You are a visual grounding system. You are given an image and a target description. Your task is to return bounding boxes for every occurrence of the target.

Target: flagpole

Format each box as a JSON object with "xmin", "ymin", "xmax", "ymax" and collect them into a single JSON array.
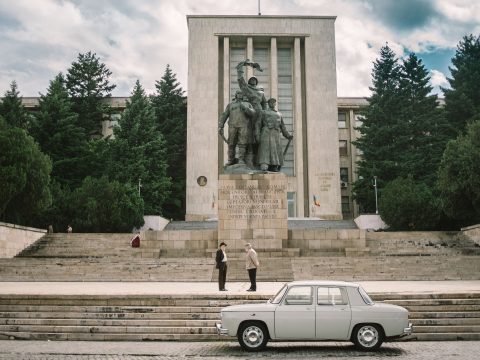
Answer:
[{"xmin": 258, "ymin": 0, "xmax": 261, "ymax": 15}]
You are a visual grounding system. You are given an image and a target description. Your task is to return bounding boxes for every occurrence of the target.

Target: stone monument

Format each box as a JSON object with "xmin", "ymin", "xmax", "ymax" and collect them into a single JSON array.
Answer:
[
  {"xmin": 218, "ymin": 173, "xmax": 287, "ymax": 250},
  {"xmin": 217, "ymin": 59, "xmax": 290, "ymax": 250}
]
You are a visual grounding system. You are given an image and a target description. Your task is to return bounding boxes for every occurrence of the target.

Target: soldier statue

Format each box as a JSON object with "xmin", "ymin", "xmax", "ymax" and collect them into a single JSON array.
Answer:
[
  {"xmin": 236, "ymin": 59, "xmax": 268, "ymax": 166},
  {"xmin": 218, "ymin": 90, "xmax": 255, "ymax": 166},
  {"xmin": 256, "ymin": 98, "xmax": 293, "ymax": 172}
]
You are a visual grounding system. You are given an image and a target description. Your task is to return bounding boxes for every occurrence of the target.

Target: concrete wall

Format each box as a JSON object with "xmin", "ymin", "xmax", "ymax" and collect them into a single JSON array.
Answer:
[
  {"xmin": 286, "ymin": 229, "xmax": 366, "ymax": 250},
  {"xmin": 462, "ymin": 224, "xmax": 480, "ymax": 246},
  {"xmin": 140, "ymin": 229, "xmax": 217, "ymax": 258},
  {"xmin": 0, "ymin": 222, "xmax": 46, "ymax": 258}
]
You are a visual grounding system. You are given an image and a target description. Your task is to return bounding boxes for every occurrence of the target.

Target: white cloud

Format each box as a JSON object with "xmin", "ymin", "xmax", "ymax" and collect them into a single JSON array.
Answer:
[
  {"xmin": 430, "ymin": 69, "xmax": 449, "ymax": 87},
  {"xmin": 0, "ymin": 0, "xmax": 478, "ymax": 97}
]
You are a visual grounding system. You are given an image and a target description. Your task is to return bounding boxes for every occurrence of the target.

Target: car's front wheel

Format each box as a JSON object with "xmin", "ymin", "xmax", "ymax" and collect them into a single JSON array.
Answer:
[
  {"xmin": 238, "ymin": 322, "xmax": 269, "ymax": 351},
  {"xmin": 352, "ymin": 324, "xmax": 384, "ymax": 351}
]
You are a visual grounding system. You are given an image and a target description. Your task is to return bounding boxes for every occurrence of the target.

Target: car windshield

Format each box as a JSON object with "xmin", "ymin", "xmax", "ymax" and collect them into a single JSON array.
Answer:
[
  {"xmin": 270, "ymin": 284, "xmax": 288, "ymax": 304},
  {"xmin": 358, "ymin": 286, "xmax": 374, "ymax": 305}
]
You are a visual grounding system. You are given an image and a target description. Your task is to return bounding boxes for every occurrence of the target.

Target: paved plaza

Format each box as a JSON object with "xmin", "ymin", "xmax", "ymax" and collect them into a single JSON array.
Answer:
[
  {"xmin": 0, "ymin": 340, "xmax": 478, "ymax": 359},
  {"xmin": 1, "ymin": 281, "xmax": 480, "ymax": 296}
]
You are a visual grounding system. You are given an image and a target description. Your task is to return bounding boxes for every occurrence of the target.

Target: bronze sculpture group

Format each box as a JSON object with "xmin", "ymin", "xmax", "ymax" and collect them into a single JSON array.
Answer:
[{"xmin": 218, "ymin": 59, "xmax": 293, "ymax": 172}]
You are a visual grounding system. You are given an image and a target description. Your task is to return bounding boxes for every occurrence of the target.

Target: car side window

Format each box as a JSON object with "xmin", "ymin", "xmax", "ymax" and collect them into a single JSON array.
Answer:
[
  {"xmin": 317, "ymin": 287, "xmax": 348, "ymax": 305},
  {"xmin": 283, "ymin": 286, "xmax": 313, "ymax": 305}
]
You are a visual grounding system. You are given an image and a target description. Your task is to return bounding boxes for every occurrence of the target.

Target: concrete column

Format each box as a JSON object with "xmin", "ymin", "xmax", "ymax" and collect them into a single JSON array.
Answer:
[
  {"xmin": 349, "ymin": 108, "xmax": 359, "ymax": 217},
  {"xmin": 222, "ymin": 37, "xmax": 230, "ymax": 166},
  {"xmin": 270, "ymin": 37, "xmax": 278, "ymax": 100},
  {"xmin": 246, "ymin": 37, "xmax": 253, "ymax": 79},
  {"xmin": 293, "ymin": 37, "xmax": 305, "ymax": 217}
]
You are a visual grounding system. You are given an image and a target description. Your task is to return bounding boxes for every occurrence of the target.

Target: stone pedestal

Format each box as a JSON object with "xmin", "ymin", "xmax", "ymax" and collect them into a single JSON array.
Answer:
[{"xmin": 218, "ymin": 173, "xmax": 287, "ymax": 250}]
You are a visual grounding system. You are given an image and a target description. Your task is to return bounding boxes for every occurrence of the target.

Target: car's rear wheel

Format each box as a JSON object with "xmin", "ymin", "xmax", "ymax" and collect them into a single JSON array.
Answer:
[
  {"xmin": 237, "ymin": 322, "xmax": 269, "ymax": 351},
  {"xmin": 353, "ymin": 324, "xmax": 384, "ymax": 351}
]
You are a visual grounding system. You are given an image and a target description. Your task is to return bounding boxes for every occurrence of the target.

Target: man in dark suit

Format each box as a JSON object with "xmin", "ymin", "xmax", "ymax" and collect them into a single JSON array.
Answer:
[{"xmin": 216, "ymin": 242, "xmax": 228, "ymax": 291}]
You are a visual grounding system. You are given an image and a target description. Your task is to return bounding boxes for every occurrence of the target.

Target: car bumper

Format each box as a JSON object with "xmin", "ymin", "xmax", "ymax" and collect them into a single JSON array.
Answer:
[
  {"xmin": 401, "ymin": 323, "xmax": 413, "ymax": 337},
  {"xmin": 216, "ymin": 323, "xmax": 229, "ymax": 336}
]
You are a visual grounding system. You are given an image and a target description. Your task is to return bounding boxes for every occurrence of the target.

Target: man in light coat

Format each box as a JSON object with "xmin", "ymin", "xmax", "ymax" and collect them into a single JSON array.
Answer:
[{"xmin": 245, "ymin": 243, "xmax": 259, "ymax": 291}]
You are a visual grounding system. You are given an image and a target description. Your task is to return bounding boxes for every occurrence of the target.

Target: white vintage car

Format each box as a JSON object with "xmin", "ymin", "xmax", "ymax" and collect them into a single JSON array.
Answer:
[{"xmin": 216, "ymin": 280, "xmax": 412, "ymax": 351}]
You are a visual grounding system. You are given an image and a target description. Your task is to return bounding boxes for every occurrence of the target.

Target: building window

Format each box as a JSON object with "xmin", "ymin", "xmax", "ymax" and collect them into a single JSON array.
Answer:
[
  {"xmin": 338, "ymin": 111, "xmax": 347, "ymax": 128},
  {"xmin": 341, "ymin": 196, "xmax": 350, "ymax": 214},
  {"xmin": 340, "ymin": 168, "xmax": 349, "ymax": 183},
  {"xmin": 287, "ymin": 192, "xmax": 296, "ymax": 217},
  {"xmin": 339, "ymin": 140, "xmax": 348, "ymax": 156}
]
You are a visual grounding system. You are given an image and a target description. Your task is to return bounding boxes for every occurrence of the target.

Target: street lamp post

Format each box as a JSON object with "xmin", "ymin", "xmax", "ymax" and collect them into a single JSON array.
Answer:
[
  {"xmin": 373, "ymin": 176, "xmax": 378, "ymax": 215},
  {"xmin": 138, "ymin": 178, "xmax": 142, "ymax": 197}
]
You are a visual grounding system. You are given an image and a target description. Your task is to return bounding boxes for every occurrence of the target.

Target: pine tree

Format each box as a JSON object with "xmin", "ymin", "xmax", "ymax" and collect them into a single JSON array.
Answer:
[
  {"xmin": 353, "ymin": 45, "xmax": 402, "ymax": 212},
  {"xmin": 0, "ymin": 81, "xmax": 30, "ymax": 129},
  {"xmin": 151, "ymin": 65, "xmax": 187, "ymax": 220},
  {"xmin": 0, "ymin": 116, "xmax": 52, "ymax": 225},
  {"xmin": 443, "ymin": 34, "xmax": 480, "ymax": 134},
  {"xmin": 397, "ymin": 53, "xmax": 451, "ymax": 187},
  {"xmin": 108, "ymin": 80, "xmax": 171, "ymax": 215},
  {"xmin": 66, "ymin": 51, "xmax": 116, "ymax": 137},
  {"xmin": 30, "ymin": 73, "xmax": 89, "ymax": 188}
]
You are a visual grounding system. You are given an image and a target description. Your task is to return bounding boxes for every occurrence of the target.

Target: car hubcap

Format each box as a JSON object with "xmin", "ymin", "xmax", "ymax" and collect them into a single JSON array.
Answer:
[
  {"xmin": 357, "ymin": 325, "xmax": 378, "ymax": 348},
  {"xmin": 243, "ymin": 326, "xmax": 264, "ymax": 348}
]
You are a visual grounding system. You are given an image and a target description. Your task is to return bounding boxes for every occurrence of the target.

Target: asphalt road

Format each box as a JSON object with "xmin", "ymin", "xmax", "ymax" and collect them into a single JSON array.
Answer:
[{"xmin": 0, "ymin": 340, "xmax": 478, "ymax": 359}]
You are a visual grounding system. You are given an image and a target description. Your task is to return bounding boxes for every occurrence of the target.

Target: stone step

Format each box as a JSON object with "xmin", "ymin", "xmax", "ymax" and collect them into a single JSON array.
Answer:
[
  {"xmin": 0, "ymin": 305, "xmax": 223, "ymax": 313},
  {"xmin": 0, "ymin": 331, "xmax": 218, "ymax": 341},
  {"xmin": 409, "ymin": 311, "xmax": 480, "ymax": 319},
  {"xmin": 0, "ymin": 324, "xmax": 218, "ymax": 334},
  {"xmin": 403, "ymin": 305, "xmax": 480, "ymax": 312},
  {"xmin": 0, "ymin": 298, "xmax": 265, "ymax": 306},
  {"xmin": 384, "ymin": 299, "xmax": 480, "ymax": 306},
  {"xmin": 410, "ymin": 333, "xmax": 480, "ymax": 341},
  {"xmin": 412, "ymin": 325, "xmax": 480, "ymax": 333},
  {"xmin": 412, "ymin": 318, "xmax": 480, "ymax": 326},
  {"xmin": 0, "ymin": 312, "xmax": 220, "ymax": 320},
  {"xmin": 0, "ymin": 318, "xmax": 218, "ymax": 327}
]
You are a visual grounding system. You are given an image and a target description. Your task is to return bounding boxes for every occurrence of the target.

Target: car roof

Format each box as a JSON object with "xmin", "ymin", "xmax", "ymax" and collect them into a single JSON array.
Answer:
[{"xmin": 286, "ymin": 280, "xmax": 360, "ymax": 288}]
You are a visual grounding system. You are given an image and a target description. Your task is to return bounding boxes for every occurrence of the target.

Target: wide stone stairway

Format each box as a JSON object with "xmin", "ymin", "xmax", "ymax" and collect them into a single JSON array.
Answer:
[
  {"xmin": 1, "ymin": 228, "xmax": 479, "ymax": 342},
  {"xmin": 1, "ymin": 230, "xmax": 478, "ymax": 282},
  {"xmin": 0, "ymin": 292, "xmax": 479, "ymax": 341}
]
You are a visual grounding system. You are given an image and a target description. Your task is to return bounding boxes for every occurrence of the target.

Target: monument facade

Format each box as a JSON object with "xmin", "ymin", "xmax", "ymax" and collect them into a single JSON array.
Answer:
[{"xmin": 186, "ymin": 16, "xmax": 341, "ymax": 221}]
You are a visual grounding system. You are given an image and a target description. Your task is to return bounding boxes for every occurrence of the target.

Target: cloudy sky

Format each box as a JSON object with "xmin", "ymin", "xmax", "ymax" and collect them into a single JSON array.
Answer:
[{"xmin": 0, "ymin": 0, "xmax": 479, "ymax": 97}]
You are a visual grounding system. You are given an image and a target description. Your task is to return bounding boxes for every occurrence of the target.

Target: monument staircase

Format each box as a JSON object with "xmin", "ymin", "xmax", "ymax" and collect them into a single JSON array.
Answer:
[
  {"xmin": 0, "ymin": 292, "xmax": 479, "ymax": 341},
  {"xmin": 0, "ymin": 228, "xmax": 479, "ymax": 281},
  {"xmin": 1, "ymin": 225, "xmax": 480, "ymax": 341}
]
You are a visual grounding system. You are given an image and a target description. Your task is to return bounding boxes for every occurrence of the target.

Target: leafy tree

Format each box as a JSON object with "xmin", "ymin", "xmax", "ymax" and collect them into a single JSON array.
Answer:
[
  {"xmin": 437, "ymin": 119, "xmax": 480, "ymax": 227},
  {"xmin": 108, "ymin": 80, "xmax": 171, "ymax": 215},
  {"xmin": 353, "ymin": 45, "xmax": 402, "ymax": 212},
  {"xmin": 151, "ymin": 65, "xmax": 187, "ymax": 219},
  {"xmin": 69, "ymin": 176, "xmax": 144, "ymax": 232},
  {"xmin": 380, "ymin": 177, "xmax": 441, "ymax": 230},
  {"xmin": 30, "ymin": 73, "xmax": 90, "ymax": 188},
  {"xmin": 0, "ymin": 81, "xmax": 30, "ymax": 129},
  {"xmin": 0, "ymin": 116, "xmax": 52, "ymax": 225},
  {"xmin": 66, "ymin": 51, "xmax": 116, "ymax": 137},
  {"xmin": 443, "ymin": 34, "xmax": 480, "ymax": 134}
]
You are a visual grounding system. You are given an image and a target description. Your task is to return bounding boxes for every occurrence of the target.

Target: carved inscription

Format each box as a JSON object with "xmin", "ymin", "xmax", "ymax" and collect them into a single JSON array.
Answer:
[
  {"xmin": 219, "ymin": 184, "xmax": 285, "ymax": 219},
  {"xmin": 316, "ymin": 172, "xmax": 335, "ymax": 192}
]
